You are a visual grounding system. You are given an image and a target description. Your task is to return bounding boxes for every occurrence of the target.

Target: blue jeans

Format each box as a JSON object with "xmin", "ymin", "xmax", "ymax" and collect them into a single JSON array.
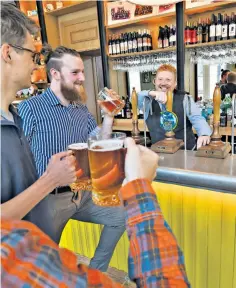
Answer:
[{"xmin": 30, "ymin": 191, "xmax": 125, "ymax": 272}]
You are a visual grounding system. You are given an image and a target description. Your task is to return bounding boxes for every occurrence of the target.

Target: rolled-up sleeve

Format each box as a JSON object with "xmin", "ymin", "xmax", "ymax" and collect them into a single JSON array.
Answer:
[{"xmin": 87, "ymin": 112, "xmax": 100, "ymax": 136}]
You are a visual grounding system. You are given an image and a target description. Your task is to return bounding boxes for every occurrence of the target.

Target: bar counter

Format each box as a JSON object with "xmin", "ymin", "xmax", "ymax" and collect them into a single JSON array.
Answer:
[
  {"xmin": 157, "ymin": 150, "xmax": 236, "ymax": 193},
  {"xmin": 60, "ymin": 151, "xmax": 236, "ymax": 288}
]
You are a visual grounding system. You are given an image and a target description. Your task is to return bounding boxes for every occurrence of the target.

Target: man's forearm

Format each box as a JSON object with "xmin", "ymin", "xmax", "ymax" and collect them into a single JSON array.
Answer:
[
  {"xmin": 100, "ymin": 114, "xmax": 113, "ymax": 137},
  {"xmin": 120, "ymin": 179, "xmax": 190, "ymax": 287},
  {"xmin": 1, "ymin": 174, "xmax": 55, "ymax": 220}
]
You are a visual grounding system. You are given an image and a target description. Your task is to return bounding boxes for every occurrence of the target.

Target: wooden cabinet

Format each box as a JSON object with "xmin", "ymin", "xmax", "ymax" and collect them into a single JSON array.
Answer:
[{"xmin": 60, "ymin": 13, "xmax": 100, "ymax": 52}]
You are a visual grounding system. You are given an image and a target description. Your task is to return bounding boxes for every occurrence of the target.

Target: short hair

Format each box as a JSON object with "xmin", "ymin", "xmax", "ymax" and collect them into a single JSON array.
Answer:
[
  {"xmin": 156, "ymin": 64, "xmax": 177, "ymax": 80},
  {"xmin": 227, "ymin": 72, "xmax": 236, "ymax": 83},
  {"xmin": 41, "ymin": 44, "xmax": 81, "ymax": 81},
  {"xmin": 221, "ymin": 69, "xmax": 230, "ymax": 79},
  {"xmin": 1, "ymin": 2, "xmax": 39, "ymax": 47}
]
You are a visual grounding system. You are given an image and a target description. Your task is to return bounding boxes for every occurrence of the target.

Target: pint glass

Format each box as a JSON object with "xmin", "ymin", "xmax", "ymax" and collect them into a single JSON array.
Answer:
[
  {"xmin": 68, "ymin": 143, "xmax": 92, "ymax": 191},
  {"xmin": 88, "ymin": 132, "xmax": 126, "ymax": 206},
  {"xmin": 98, "ymin": 87, "xmax": 125, "ymax": 117}
]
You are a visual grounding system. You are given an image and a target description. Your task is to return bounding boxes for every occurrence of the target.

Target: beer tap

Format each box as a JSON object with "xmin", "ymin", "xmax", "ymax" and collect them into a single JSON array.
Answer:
[
  {"xmin": 196, "ymin": 85, "xmax": 231, "ymax": 159},
  {"xmin": 131, "ymin": 87, "xmax": 146, "ymax": 145},
  {"xmin": 151, "ymin": 91, "xmax": 184, "ymax": 153},
  {"xmin": 231, "ymin": 93, "xmax": 235, "ymax": 156}
]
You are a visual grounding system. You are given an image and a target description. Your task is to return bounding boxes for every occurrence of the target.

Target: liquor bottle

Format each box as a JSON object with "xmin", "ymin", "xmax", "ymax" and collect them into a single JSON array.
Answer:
[
  {"xmin": 172, "ymin": 25, "xmax": 176, "ymax": 46},
  {"xmin": 185, "ymin": 21, "xmax": 191, "ymax": 45},
  {"xmin": 116, "ymin": 34, "xmax": 120, "ymax": 55},
  {"xmin": 147, "ymin": 30, "xmax": 152, "ymax": 51},
  {"xmin": 142, "ymin": 29, "xmax": 148, "ymax": 51},
  {"xmin": 137, "ymin": 29, "xmax": 143, "ymax": 52},
  {"xmin": 197, "ymin": 18, "xmax": 203, "ymax": 43},
  {"xmin": 169, "ymin": 25, "xmax": 173, "ymax": 47},
  {"xmin": 216, "ymin": 13, "xmax": 222, "ymax": 41},
  {"xmin": 163, "ymin": 27, "xmax": 169, "ymax": 48},
  {"xmin": 205, "ymin": 18, "xmax": 210, "ymax": 42},
  {"xmin": 220, "ymin": 108, "xmax": 227, "ymax": 127},
  {"xmin": 222, "ymin": 14, "xmax": 228, "ymax": 41},
  {"xmin": 108, "ymin": 35, "xmax": 113, "ymax": 55},
  {"xmin": 229, "ymin": 12, "xmax": 236, "ymax": 39},
  {"xmin": 112, "ymin": 35, "xmax": 117, "ymax": 55},
  {"xmin": 132, "ymin": 32, "xmax": 138, "ymax": 53},
  {"xmin": 158, "ymin": 26, "xmax": 163, "ymax": 48},
  {"xmin": 128, "ymin": 32, "xmax": 133, "ymax": 53},
  {"xmin": 124, "ymin": 33, "xmax": 128, "ymax": 54},
  {"xmin": 192, "ymin": 22, "xmax": 197, "ymax": 44},
  {"xmin": 124, "ymin": 97, "xmax": 132, "ymax": 119},
  {"xmin": 210, "ymin": 14, "xmax": 216, "ymax": 42}
]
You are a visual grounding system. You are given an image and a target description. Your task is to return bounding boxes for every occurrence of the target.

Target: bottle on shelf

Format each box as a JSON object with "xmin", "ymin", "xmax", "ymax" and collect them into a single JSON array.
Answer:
[
  {"xmin": 185, "ymin": 21, "xmax": 191, "ymax": 45},
  {"xmin": 158, "ymin": 26, "xmax": 163, "ymax": 48},
  {"xmin": 147, "ymin": 29, "xmax": 152, "ymax": 51},
  {"xmin": 125, "ymin": 97, "xmax": 132, "ymax": 119},
  {"xmin": 116, "ymin": 34, "xmax": 120, "ymax": 55},
  {"xmin": 132, "ymin": 32, "xmax": 138, "ymax": 53},
  {"xmin": 216, "ymin": 13, "xmax": 222, "ymax": 41},
  {"xmin": 112, "ymin": 35, "xmax": 117, "ymax": 55},
  {"xmin": 128, "ymin": 32, "xmax": 133, "ymax": 53},
  {"xmin": 137, "ymin": 29, "xmax": 143, "ymax": 52},
  {"xmin": 222, "ymin": 14, "xmax": 228, "ymax": 41},
  {"xmin": 209, "ymin": 14, "xmax": 216, "ymax": 42},
  {"xmin": 124, "ymin": 33, "xmax": 128, "ymax": 54},
  {"xmin": 163, "ymin": 26, "xmax": 169, "ymax": 48},
  {"xmin": 120, "ymin": 33, "xmax": 124, "ymax": 54},
  {"xmin": 108, "ymin": 35, "xmax": 113, "ymax": 55},
  {"xmin": 197, "ymin": 18, "xmax": 203, "ymax": 44},
  {"xmin": 191, "ymin": 22, "xmax": 197, "ymax": 44},
  {"xmin": 229, "ymin": 12, "xmax": 236, "ymax": 39},
  {"xmin": 142, "ymin": 29, "xmax": 148, "ymax": 52},
  {"xmin": 169, "ymin": 25, "xmax": 176, "ymax": 47}
]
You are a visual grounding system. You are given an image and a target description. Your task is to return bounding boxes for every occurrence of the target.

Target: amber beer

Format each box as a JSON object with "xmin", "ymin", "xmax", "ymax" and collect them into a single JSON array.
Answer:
[
  {"xmin": 98, "ymin": 87, "xmax": 125, "ymax": 117},
  {"xmin": 68, "ymin": 143, "xmax": 92, "ymax": 191},
  {"xmin": 88, "ymin": 133, "xmax": 126, "ymax": 206}
]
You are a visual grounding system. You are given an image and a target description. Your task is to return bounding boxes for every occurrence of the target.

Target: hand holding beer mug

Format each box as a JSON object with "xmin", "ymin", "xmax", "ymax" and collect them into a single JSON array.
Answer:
[
  {"xmin": 88, "ymin": 132, "xmax": 126, "ymax": 206},
  {"xmin": 68, "ymin": 143, "xmax": 92, "ymax": 192},
  {"xmin": 97, "ymin": 87, "xmax": 125, "ymax": 117}
]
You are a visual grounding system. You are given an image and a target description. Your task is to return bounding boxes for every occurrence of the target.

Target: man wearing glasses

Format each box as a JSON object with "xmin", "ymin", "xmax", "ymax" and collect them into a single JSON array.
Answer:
[{"xmin": 1, "ymin": 3, "xmax": 76, "ymax": 222}]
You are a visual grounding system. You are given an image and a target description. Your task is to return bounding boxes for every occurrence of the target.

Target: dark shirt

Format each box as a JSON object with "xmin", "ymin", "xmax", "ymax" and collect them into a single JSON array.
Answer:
[
  {"xmin": 220, "ymin": 83, "xmax": 236, "ymax": 100},
  {"xmin": 1, "ymin": 105, "xmax": 38, "ymax": 220}
]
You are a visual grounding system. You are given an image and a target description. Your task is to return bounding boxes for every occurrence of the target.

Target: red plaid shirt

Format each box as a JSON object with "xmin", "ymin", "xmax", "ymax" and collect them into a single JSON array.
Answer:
[{"xmin": 1, "ymin": 179, "xmax": 190, "ymax": 287}]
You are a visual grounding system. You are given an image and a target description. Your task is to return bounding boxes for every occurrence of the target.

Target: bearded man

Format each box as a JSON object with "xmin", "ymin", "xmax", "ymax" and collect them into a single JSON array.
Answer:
[{"xmin": 18, "ymin": 45, "xmax": 125, "ymax": 272}]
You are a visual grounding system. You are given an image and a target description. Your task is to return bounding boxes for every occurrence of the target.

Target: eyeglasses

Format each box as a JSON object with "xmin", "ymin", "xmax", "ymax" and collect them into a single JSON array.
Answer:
[{"xmin": 9, "ymin": 44, "xmax": 41, "ymax": 64}]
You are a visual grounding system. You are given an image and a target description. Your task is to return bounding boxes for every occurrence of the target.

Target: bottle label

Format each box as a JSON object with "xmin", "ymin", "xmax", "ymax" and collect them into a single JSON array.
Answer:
[
  {"xmin": 112, "ymin": 44, "xmax": 116, "ymax": 54},
  {"xmin": 147, "ymin": 38, "xmax": 151, "ymax": 47},
  {"xmin": 222, "ymin": 25, "xmax": 228, "ymax": 37},
  {"xmin": 158, "ymin": 39, "xmax": 163, "ymax": 48},
  {"xmin": 210, "ymin": 25, "xmax": 216, "ymax": 37},
  {"xmin": 143, "ymin": 38, "xmax": 147, "ymax": 47},
  {"xmin": 216, "ymin": 24, "xmax": 222, "ymax": 37},
  {"xmin": 128, "ymin": 41, "xmax": 133, "ymax": 50},
  {"xmin": 109, "ymin": 45, "xmax": 112, "ymax": 55},
  {"xmin": 116, "ymin": 44, "xmax": 120, "ymax": 54},
  {"xmin": 124, "ymin": 42, "xmax": 128, "ymax": 52},
  {"xmin": 138, "ymin": 39, "xmax": 142, "ymax": 48},
  {"xmin": 126, "ymin": 111, "xmax": 131, "ymax": 119},
  {"xmin": 120, "ymin": 42, "xmax": 124, "ymax": 53},
  {"xmin": 133, "ymin": 40, "xmax": 137, "ymax": 49},
  {"xmin": 229, "ymin": 23, "xmax": 236, "ymax": 36}
]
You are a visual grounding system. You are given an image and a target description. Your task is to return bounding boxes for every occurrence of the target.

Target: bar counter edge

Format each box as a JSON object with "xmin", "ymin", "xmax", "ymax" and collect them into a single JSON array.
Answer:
[{"xmin": 155, "ymin": 150, "xmax": 236, "ymax": 193}]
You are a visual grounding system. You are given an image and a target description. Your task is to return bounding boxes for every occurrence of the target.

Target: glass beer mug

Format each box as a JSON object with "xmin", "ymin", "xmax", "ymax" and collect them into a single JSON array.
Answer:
[
  {"xmin": 68, "ymin": 143, "xmax": 92, "ymax": 192},
  {"xmin": 88, "ymin": 132, "xmax": 126, "ymax": 206},
  {"xmin": 98, "ymin": 87, "xmax": 125, "ymax": 117}
]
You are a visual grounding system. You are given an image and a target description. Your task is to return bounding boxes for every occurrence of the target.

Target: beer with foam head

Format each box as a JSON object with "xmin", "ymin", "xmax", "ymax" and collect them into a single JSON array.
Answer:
[
  {"xmin": 88, "ymin": 133, "xmax": 126, "ymax": 206},
  {"xmin": 68, "ymin": 143, "xmax": 92, "ymax": 191}
]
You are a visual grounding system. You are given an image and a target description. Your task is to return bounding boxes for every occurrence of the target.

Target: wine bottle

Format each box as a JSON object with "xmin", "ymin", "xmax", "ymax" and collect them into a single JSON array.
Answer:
[
  {"xmin": 229, "ymin": 12, "xmax": 236, "ymax": 39},
  {"xmin": 112, "ymin": 35, "xmax": 117, "ymax": 55},
  {"xmin": 108, "ymin": 35, "xmax": 113, "ymax": 55},
  {"xmin": 216, "ymin": 13, "xmax": 222, "ymax": 41},
  {"xmin": 210, "ymin": 14, "xmax": 216, "ymax": 42},
  {"xmin": 132, "ymin": 32, "xmax": 138, "ymax": 53},
  {"xmin": 137, "ymin": 29, "xmax": 143, "ymax": 52},
  {"xmin": 197, "ymin": 18, "xmax": 203, "ymax": 43},
  {"xmin": 158, "ymin": 26, "xmax": 163, "ymax": 48},
  {"xmin": 222, "ymin": 14, "xmax": 228, "ymax": 41}
]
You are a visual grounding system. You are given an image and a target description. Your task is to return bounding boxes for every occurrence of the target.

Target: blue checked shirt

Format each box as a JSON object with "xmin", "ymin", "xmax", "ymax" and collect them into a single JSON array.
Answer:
[{"xmin": 18, "ymin": 88, "xmax": 100, "ymax": 177}]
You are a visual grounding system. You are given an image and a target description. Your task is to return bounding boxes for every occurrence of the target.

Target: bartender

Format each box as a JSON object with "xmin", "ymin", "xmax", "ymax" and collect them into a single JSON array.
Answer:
[{"xmin": 138, "ymin": 64, "xmax": 212, "ymax": 150}]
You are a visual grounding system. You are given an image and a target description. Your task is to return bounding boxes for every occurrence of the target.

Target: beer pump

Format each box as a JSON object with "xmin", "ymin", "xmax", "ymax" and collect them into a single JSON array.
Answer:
[
  {"xmin": 196, "ymin": 85, "xmax": 231, "ymax": 159},
  {"xmin": 131, "ymin": 87, "xmax": 146, "ymax": 145},
  {"xmin": 151, "ymin": 91, "xmax": 184, "ymax": 153}
]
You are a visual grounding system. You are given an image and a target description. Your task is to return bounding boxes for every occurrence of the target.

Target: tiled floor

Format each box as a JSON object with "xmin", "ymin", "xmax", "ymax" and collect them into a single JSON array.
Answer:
[{"xmin": 77, "ymin": 254, "xmax": 136, "ymax": 287}]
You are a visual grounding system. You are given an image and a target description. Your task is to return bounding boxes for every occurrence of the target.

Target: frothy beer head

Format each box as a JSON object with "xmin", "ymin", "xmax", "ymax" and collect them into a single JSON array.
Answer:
[
  {"xmin": 90, "ymin": 140, "xmax": 123, "ymax": 151},
  {"xmin": 68, "ymin": 143, "xmax": 88, "ymax": 150}
]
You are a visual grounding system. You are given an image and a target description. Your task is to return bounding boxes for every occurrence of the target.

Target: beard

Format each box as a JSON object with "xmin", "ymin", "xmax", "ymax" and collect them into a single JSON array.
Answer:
[{"xmin": 60, "ymin": 78, "xmax": 82, "ymax": 102}]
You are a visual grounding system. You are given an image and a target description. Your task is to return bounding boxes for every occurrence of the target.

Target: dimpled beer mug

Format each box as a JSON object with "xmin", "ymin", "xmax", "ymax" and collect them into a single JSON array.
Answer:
[
  {"xmin": 98, "ymin": 87, "xmax": 125, "ymax": 117},
  {"xmin": 88, "ymin": 132, "xmax": 126, "ymax": 206},
  {"xmin": 68, "ymin": 143, "xmax": 92, "ymax": 192}
]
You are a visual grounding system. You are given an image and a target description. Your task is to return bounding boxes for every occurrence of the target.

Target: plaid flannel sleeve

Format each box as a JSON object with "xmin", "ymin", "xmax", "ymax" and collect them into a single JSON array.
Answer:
[
  {"xmin": 120, "ymin": 179, "xmax": 191, "ymax": 288},
  {"xmin": 1, "ymin": 219, "xmax": 122, "ymax": 288}
]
